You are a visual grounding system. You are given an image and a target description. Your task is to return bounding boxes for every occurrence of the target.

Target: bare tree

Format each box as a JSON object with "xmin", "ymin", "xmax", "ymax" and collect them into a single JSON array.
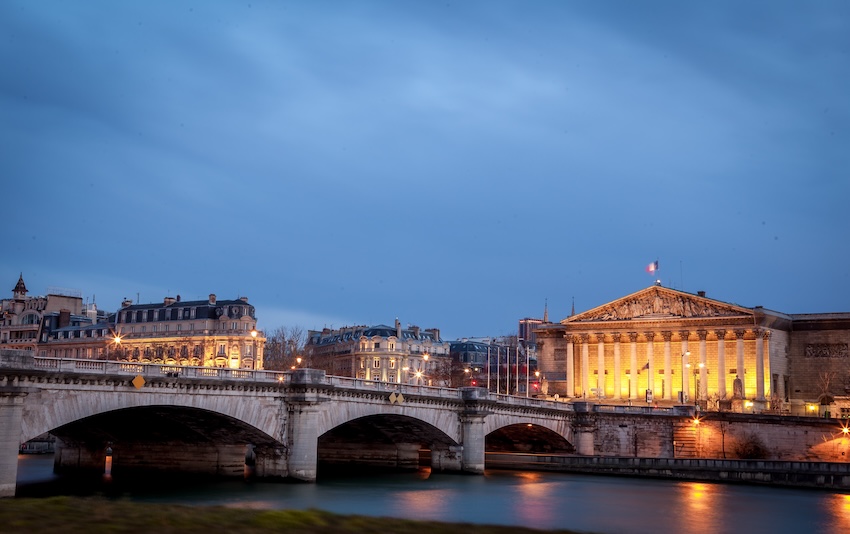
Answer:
[{"xmin": 263, "ymin": 326, "xmax": 306, "ymax": 371}]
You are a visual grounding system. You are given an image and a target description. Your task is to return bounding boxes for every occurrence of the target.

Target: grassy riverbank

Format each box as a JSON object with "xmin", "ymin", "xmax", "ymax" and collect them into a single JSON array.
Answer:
[{"xmin": 0, "ymin": 496, "xmax": 587, "ymax": 534}]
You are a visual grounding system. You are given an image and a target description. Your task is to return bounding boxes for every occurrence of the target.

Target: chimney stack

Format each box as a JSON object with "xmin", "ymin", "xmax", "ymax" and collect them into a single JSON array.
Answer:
[{"xmin": 697, "ymin": 291, "xmax": 706, "ymax": 298}]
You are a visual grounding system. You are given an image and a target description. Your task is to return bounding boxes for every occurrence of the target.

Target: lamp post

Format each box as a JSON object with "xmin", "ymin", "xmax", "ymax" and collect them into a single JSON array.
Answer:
[
  {"xmin": 680, "ymin": 351, "xmax": 690, "ymax": 403},
  {"xmin": 250, "ymin": 329, "xmax": 258, "ymax": 370},
  {"xmin": 693, "ymin": 362, "xmax": 705, "ymax": 407}
]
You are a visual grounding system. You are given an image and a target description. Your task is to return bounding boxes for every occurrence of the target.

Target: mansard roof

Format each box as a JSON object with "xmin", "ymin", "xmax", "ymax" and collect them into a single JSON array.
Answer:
[
  {"xmin": 564, "ymin": 285, "xmax": 754, "ymax": 324},
  {"xmin": 120, "ymin": 298, "xmax": 250, "ymax": 311}
]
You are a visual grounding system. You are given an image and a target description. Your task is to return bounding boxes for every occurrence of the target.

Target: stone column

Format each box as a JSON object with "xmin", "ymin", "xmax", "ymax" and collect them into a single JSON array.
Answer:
[
  {"xmin": 755, "ymin": 329, "xmax": 766, "ymax": 401},
  {"xmin": 565, "ymin": 335, "xmax": 575, "ymax": 397},
  {"xmin": 735, "ymin": 330, "xmax": 746, "ymax": 398},
  {"xmin": 613, "ymin": 333, "xmax": 622, "ymax": 400},
  {"xmin": 0, "ymin": 391, "xmax": 26, "ymax": 497},
  {"xmin": 629, "ymin": 333, "xmax": 638, "ymax": 400},
  {"xmin": 679, "ymin": 332, "xmax": 690, "ymax": 402},
  {"xmin": 662, "ymin": 331, "xmax": 672, "ymax": 400},
  {"xmin": 645, "ymin": 332, "xmax": 655, "ymax": 398},
  {"xmin": 698, "ymin": 330, "xmax": 708, "ymax": 400},
  {"xmin": 715, "ymin": 330, "xmax": 727, "ymax": 399},
  {"xmin": 580, "ymin": 334, "xmax": 590, "ymax": 398},
  {"xmin": 596, "ymin": 333, "xmax": 605, "ymax": 398}
]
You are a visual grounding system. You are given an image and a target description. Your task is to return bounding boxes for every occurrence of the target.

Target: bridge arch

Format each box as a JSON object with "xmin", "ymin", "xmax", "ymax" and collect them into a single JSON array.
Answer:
[
  {"xmin": 484, "ymin": 413, "xmax": 575, "ymax": 452},
  {"xmin": 313, "ymin": 397, "xmax": 462, "ymax": 443},
  {"xmin": 19, "ymin": 387, "xmax": 283, "ymax": 445}
]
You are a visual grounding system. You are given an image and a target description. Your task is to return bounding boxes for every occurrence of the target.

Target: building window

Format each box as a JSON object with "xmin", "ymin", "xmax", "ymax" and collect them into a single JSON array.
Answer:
[
  {"xmin": 375, "ymin": 342, "xmax": 381, "ymax": 349},
  {"xmin": 389, "ymin": 360, "xmax": 396, "ymax": 369},
  {"xmin": 373, "ymin": 358, "xmax": 380, "ymax": 368},
  {"xmin": 218, "ymin": 344, "xmax": 226, "ymax": 356},
  {"xmin": 360, "ymin": 359, "xmax": 365, "ymax": 369}
]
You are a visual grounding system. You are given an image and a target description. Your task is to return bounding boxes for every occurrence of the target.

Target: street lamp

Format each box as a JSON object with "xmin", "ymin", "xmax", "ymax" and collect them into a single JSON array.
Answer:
[
  {"xmin": 693, "ymin": 362, "xmax": 705, "ymax": 406},
  {"xmin": 106, "ymin": 334, "xmax": 122, "ymax": 360},
  {"xmin": 680, "ymin": 351, "xmax": 690, "ymax": 403},
  {"xmin": 250, "ymin": 329, "xmax": 258, "ymax": 370}
]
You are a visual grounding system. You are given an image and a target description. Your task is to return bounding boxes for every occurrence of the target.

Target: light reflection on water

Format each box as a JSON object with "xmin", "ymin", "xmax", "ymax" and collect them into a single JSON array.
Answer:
[{"xmin": 16, "ymin": 454, "xmax": 848, "ymax": 534}]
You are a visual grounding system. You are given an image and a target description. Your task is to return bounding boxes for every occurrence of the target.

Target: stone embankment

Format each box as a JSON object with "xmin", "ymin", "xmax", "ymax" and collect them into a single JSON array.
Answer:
[{"xmin": 486, "ymin": 453, "xmax": 850, "ymax": 490}]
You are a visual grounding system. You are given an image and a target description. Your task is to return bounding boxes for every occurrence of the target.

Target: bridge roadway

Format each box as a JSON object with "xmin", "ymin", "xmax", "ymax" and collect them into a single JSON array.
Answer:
[{"xmin": 0, "ymin": 349, "xmax": 693, "ymax": 497}]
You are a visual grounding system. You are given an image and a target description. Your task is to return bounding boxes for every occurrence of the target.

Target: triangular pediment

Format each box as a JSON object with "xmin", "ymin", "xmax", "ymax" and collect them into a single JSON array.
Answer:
[{"xmin": 564, "ymin": 286, "xmax": 752, "ymax": 323}]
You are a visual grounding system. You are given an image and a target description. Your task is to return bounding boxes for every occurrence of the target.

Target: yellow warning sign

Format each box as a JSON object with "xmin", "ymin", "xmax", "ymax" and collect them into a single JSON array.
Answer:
[{"xmin": 132, "ymin": 375, "xmax": 146, "ymax": 389}]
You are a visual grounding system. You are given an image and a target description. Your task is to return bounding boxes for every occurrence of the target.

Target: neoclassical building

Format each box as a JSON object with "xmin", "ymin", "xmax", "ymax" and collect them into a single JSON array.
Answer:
[
  {"xmin": 306, "ymin": 319, "xmax": 450, "ymax": 385},
  {"xmin": 536, "ymin": 284, "xmax": 850, "ymax": 414}
]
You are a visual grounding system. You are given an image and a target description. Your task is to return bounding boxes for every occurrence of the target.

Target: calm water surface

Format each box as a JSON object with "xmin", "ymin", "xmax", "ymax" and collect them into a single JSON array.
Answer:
[{"xmin": 16, "ymin": 454, "xmax": 850, "ymax": 534}]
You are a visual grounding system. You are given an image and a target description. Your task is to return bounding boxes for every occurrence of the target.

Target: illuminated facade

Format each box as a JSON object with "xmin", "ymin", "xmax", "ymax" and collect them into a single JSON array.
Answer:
[
  {"xmin": 537, "ymin": 284, "xmax": 850, "ymax": 414},
  {"xmin": 0, "ymin": 274, "xmax": 89, "ymax": 352},
  {"xmin": 43, "ymin": 293, "xmax": 265, "ymax": 369},
  {"xmin": 306, "ymin": 319, "xmax": 450, "ymax": 385}
]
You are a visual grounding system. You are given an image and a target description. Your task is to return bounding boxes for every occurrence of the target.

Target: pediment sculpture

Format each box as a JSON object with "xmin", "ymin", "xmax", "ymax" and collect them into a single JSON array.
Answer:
[{"xmin": 569, "ymin": 288, "xmax": 748, "ymax": 322}]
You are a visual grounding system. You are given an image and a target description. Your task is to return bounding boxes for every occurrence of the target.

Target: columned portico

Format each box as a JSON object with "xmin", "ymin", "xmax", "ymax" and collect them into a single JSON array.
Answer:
[
  {"xmin": 580, "ymin": 334, "xmax": 590, "ymax": 397},
  {"xmin": 662, "ymin": 331, "xmax": 672, "ymax": 400},
  {"xmin": 536, "ymin": 285, "xmax": 785, "ymax": 413},
  {"xmin": 596, "ymin": 333, "xmax": 605, "ymax": 398},
  {"xmin": 612, "ymin": 333, "xmax": 621, "ymax": 400},
  {"xmin": 645, "ymin": 332, "xmax": 656, "ymax": 399},
  {"xmin": 716, "ymin": 330, "xmax": 727, "ymax": 399},
  {"xmin": 680, "ymin": 332, "xmax": 690, "ymax": 402},
  {"xmin": 565, "ymin": 335, "xmax": 575, "ymax": 397},
  {"xmin": 698, "ymin": 330, "xmax": 708, "ymax": 400},
  {"xmin": 629, "ymin": 332, "xmax": 638, "ymax": 400},
  {"xmin": 735, "ymin": 330, "xmax": 746, "ymax": 398}
]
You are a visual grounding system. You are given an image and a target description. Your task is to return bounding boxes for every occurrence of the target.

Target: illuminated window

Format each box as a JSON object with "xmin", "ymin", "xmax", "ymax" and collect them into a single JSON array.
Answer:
[
  {"xmin": 373, "ymin": 358, "xmax": 380, "ymax": 368},
  {"xmin": 389, "ymin": 360, "xmax": 396, "ymax": 369},
  {"xmin": 218, "ymin": 344, "xmax": 226, "ymax": 355}
]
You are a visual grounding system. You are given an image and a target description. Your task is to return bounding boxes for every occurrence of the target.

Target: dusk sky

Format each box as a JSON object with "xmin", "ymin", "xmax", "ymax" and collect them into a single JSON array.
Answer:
[{"xmin": 2, "ymin": 1, "xmax": 848, "ymax": 340}]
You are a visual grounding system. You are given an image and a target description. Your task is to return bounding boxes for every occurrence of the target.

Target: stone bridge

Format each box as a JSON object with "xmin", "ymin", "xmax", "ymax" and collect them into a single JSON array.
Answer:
[{"xmin": 0, "ymin": 350, "xmax": 695, "ymax": 497}]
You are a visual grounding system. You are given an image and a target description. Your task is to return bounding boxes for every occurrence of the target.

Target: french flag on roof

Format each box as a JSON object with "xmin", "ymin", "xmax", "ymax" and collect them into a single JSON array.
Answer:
[{"xmin": 646, "ymin": 260, "xmax": 659, "ymax": 274}]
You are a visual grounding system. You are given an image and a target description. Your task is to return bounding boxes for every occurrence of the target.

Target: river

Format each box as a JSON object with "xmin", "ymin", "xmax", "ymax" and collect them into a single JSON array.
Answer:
[{"xmin": 15, "ymin": 454, "xmax": 850, "ymax": 534}]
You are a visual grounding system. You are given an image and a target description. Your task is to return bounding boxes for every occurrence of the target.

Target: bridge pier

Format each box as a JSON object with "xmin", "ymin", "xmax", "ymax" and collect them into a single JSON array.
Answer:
[
  {"xmin": 460, "ymin": 387, "xmax": 488, "ymax": 474},
  {"xmin": 571, "ymin": 402, "xmax": 597, "ymax": 456},
  {"xmin": 0, "ymin": 390, "xmax": 26, "ymax": 497},
  {"xmin": 286, "ymin": 369, "xmax": 328, "ymax": 481}
]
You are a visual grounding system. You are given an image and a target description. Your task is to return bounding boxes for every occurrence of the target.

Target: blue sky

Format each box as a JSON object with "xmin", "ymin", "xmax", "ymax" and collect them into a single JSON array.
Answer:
[{"xmin": 2, "ymin": 1, "xmax": 848, "ymax": 340}]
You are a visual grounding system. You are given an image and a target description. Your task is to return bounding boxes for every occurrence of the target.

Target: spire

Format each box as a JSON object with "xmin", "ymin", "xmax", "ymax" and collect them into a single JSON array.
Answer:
[
  {"xmin": 571, "ymin": 296, "xmax": 575, "ymax": 317},
  {"xmin": 13, "ymin": 273, "xmax": 27, "ymax": 298},
  {"xmin": 543, "ymin": 299, "xmax": 549, "ymax": 323}
]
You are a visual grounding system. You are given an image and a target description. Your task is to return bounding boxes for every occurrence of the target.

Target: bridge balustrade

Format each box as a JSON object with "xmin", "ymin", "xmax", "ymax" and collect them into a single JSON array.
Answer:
[{"xmin": 30, "ymin": 356, "xmax": 290, "ymax": 383}]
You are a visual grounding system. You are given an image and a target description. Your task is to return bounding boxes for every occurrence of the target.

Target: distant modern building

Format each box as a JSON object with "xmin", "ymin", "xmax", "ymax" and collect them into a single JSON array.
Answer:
[
  {"xmin": 536, "ymin": 283, "xmax": 850, "ymax": 415},
  {"xmin": 306, "ymin": 319, "xmax": 449, "ymax": 385}
]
